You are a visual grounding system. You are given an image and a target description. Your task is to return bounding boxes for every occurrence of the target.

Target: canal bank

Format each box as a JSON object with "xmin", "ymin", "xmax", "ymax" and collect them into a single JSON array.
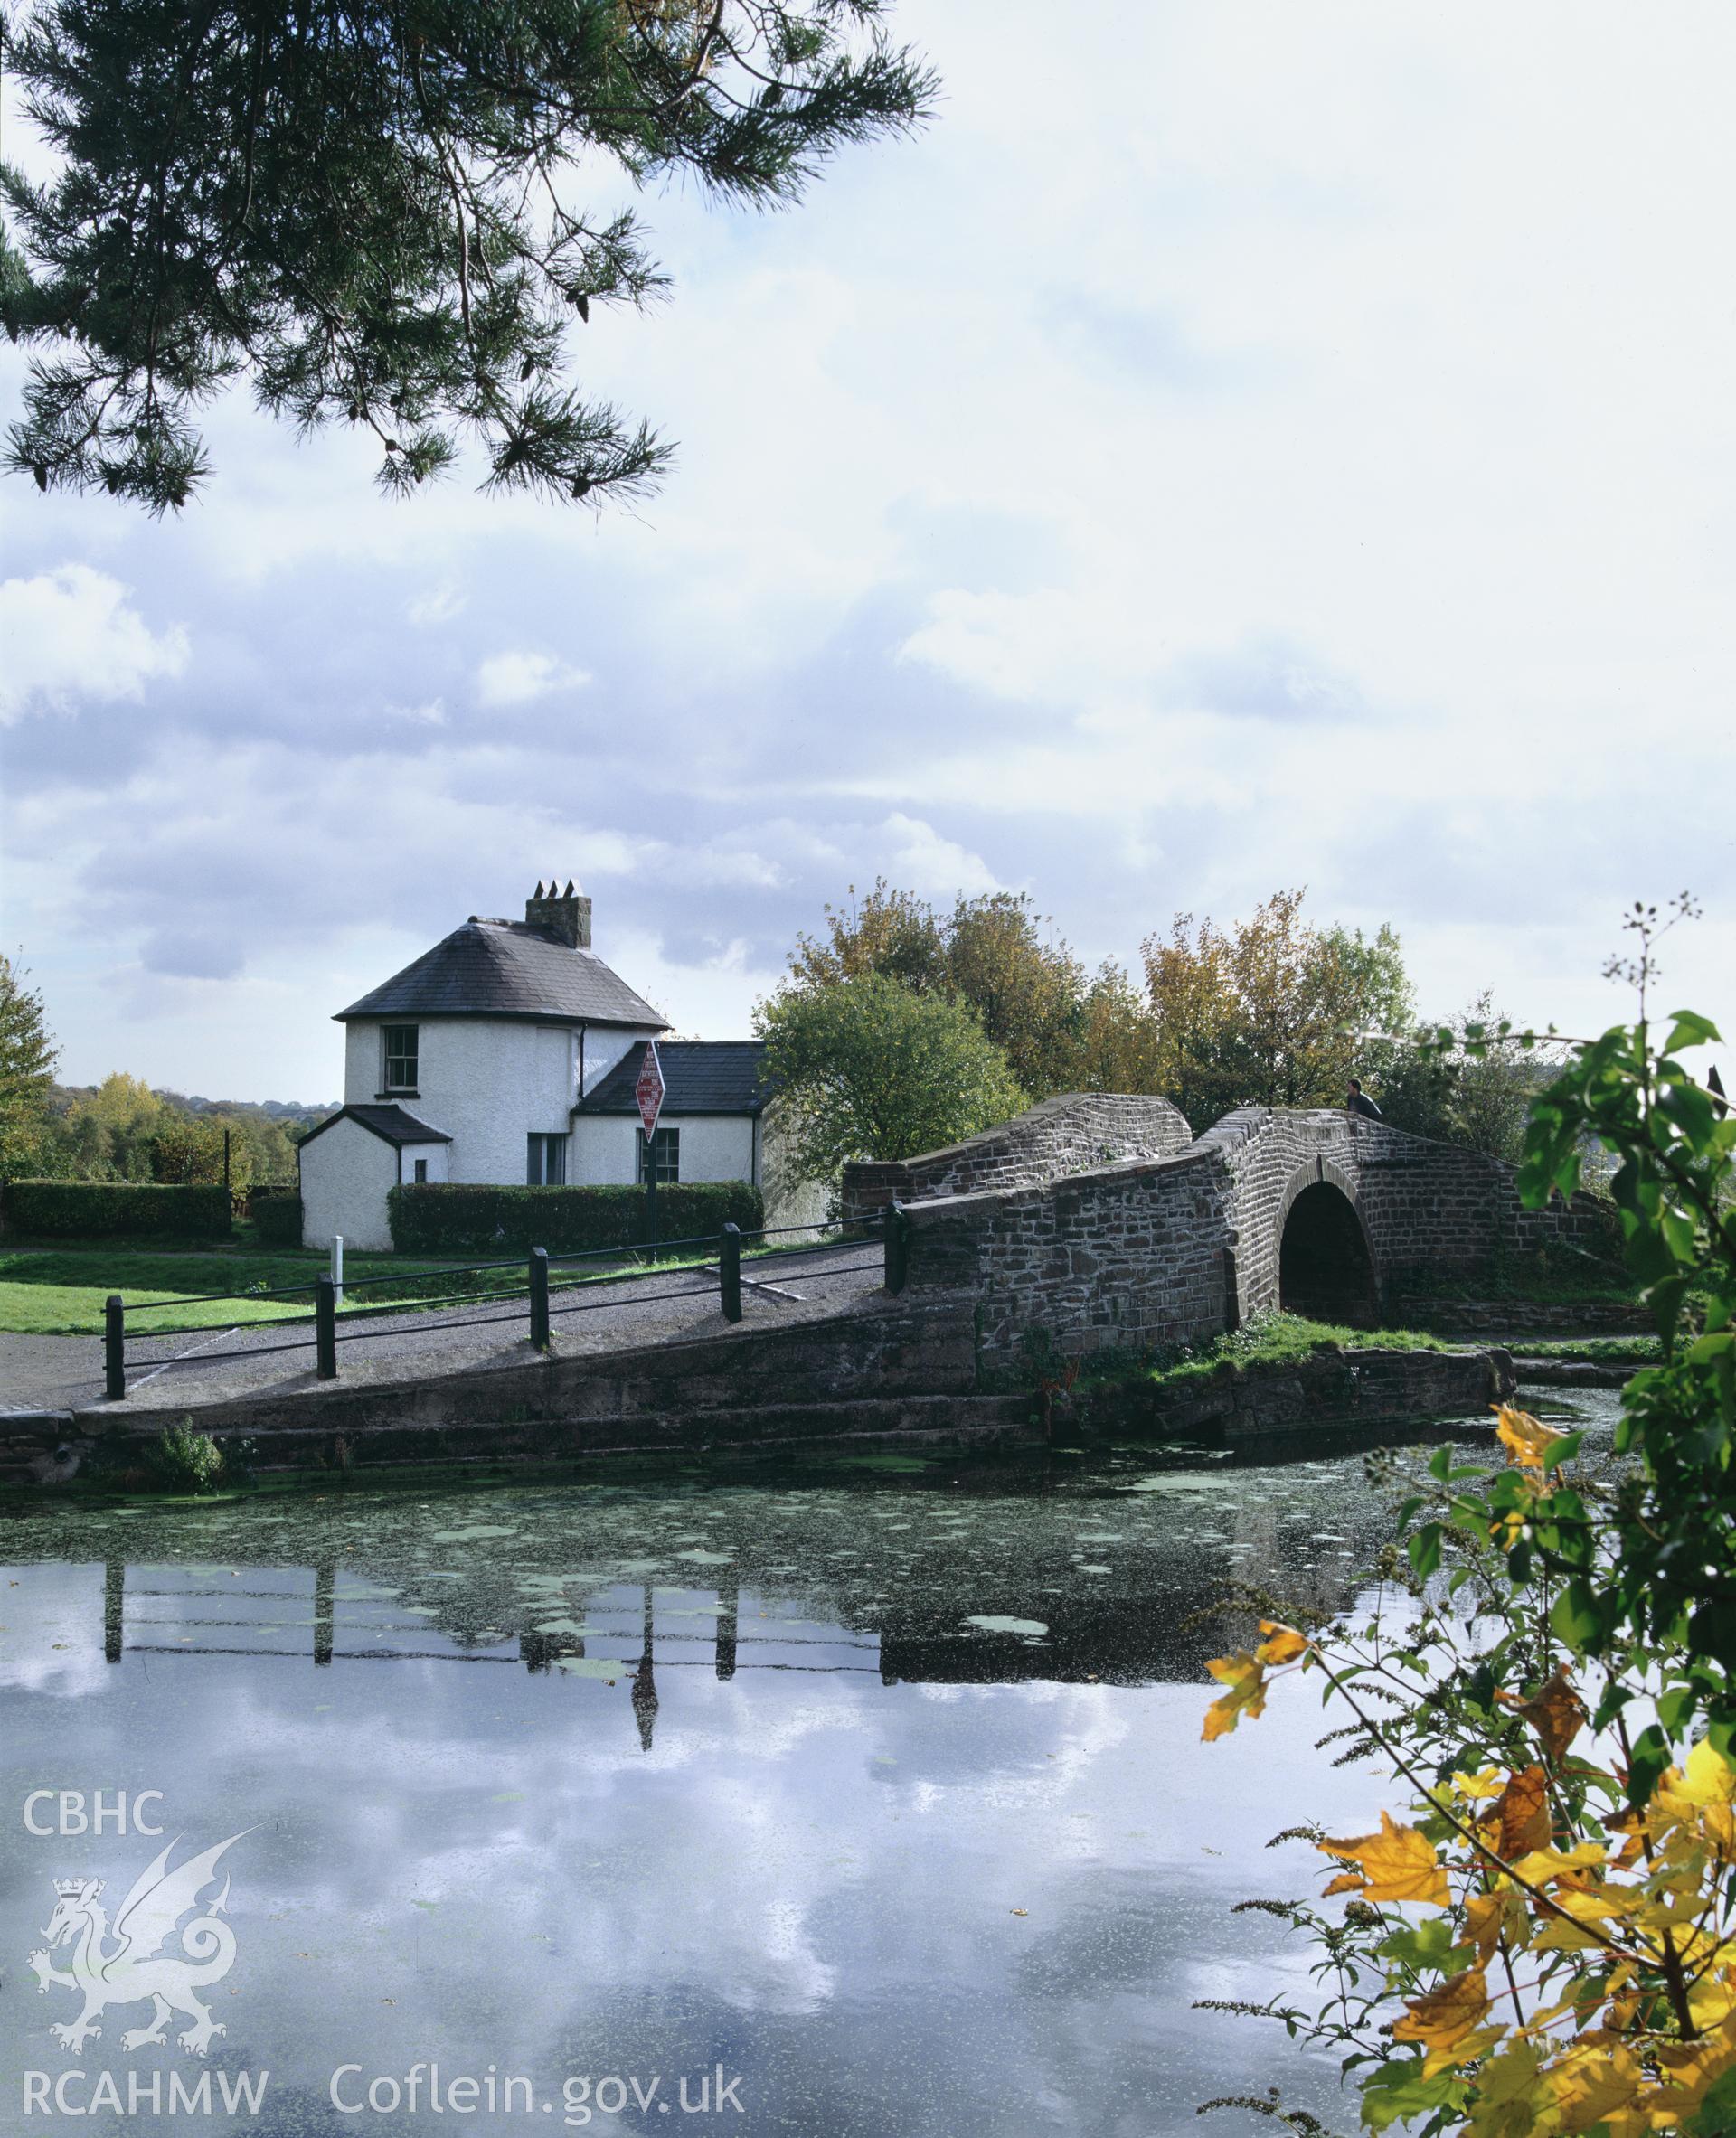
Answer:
[{"xmin": 5, "ymin": 1324, "xmax": 1518, "ymax": 1492}]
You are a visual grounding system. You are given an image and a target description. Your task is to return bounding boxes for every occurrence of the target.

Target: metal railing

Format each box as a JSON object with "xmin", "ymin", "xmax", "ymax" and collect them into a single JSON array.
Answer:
[{"xmin": 101, "ymin": 1204, "xmax": 906, "ymax": 1401}]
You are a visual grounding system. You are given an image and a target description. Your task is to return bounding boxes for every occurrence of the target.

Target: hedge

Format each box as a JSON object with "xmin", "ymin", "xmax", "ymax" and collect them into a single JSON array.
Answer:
[
  {"xmin": 2, "ymin": 1179, "xmax": 233, "ymax": 1240},
  {"xmin": 250, "ymin": 1189, "xmax": 304, "ymax": 1246},
  {"xmin": 387, "ymin": 1180, "xmax": 764, "ymax": 1257}
]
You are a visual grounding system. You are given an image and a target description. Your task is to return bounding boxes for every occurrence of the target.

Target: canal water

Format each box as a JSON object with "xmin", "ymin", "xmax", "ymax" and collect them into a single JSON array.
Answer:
[{"xmin": 0, "ymin": 1390, "xmax": 1617, "ymax": 2137}]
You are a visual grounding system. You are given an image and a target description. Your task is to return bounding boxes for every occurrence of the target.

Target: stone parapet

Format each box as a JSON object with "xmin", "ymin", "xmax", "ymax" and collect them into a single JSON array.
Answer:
[{"xmin": 842, "ymin": 1092, "xmax": 1191, "ymax": 1219}]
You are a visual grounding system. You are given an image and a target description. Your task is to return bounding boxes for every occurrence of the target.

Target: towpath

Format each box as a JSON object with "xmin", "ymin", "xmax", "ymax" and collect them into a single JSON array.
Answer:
[{"xmin": 0, "ymin": 1244, "xmax": 888, "ymax": 1419}]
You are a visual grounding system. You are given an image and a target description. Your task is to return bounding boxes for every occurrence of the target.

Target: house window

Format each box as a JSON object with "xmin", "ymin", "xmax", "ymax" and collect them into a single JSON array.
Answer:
[
  {"xmin": 382, "ymin": 1024, "xmax": 419, "ymax": 1091},
  {"xmin": 527, "ymin": 1133, "xmax": 568, "ymax": 1186},
  {"xmin": 637, "ymin": 1126, "xmax": 679, "ymax": 1184},
  {"xmin": 413, "ymin": 1158, "xmax": 429, "ymax": 1184}
]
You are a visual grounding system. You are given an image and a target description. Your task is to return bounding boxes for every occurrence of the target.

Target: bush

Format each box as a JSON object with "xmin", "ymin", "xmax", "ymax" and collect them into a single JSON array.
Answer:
[
  {"xmin": 142, "ymin": 1421, "xmax": 226, "ymax": 1495},
  {"xmin": 1, "ymin": 1178, "xmax": 232, "ymax": 1239},
  {"xmin": 249, "ymin": 1187, "xmax": 303, "ymax": 1246},
  {"xmin": 387, "ymin": 1180, "xmax": 765, "ymax": 1256}
]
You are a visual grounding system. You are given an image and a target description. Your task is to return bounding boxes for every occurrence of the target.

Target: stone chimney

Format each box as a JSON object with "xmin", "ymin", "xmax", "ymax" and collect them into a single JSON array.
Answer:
[{"xmin": 525, "ymin": 877, "xmax": 591, "ymax": 948}]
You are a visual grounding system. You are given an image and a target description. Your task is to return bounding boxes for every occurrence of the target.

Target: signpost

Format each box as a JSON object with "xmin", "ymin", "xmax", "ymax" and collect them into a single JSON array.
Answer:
[{"xmin": 636, "ymin": 1041, "xmax": 665, "ymax": 1259}]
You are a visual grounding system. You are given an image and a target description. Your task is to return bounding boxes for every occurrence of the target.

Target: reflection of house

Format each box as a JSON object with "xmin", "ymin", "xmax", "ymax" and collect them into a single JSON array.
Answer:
[{"xmin": 297, "ymin": 879, "xmax": 816, "ymax": 1249}]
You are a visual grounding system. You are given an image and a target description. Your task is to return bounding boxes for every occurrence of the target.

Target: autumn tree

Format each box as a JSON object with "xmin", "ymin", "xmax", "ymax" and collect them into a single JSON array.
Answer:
[
  {"xmin": 147, "ymin": 1114, "xmax": 243, "ymax": 1189},
  {"xmin": 1142, "ymin": 891, "xmax": 1411, "ymax": 1121},
  {"xmin": 1071, "ymin": 965, "xmax": 1166, "ymax": 1097},
  {"xmin": 787, "ymin": 880, "xmax": 1095, "ymax": 1097},
  {"xmin": 788, "ymin": 881, "xmax": 949, "ymax": 996},
  {"xmin": 0, "ymin": 1, "xmax": 935, "ymax": 512},
  {"xmin": 52, "ymin": 1071, "xmax": 169, "ymax": 1181},
  {"xmin": 756, "ymin": 973, "xmax": 1025, "ymax": 1195},
  {"xmin": 206, "ymin": 1107, "xmax": 303, "ymax": 1186},
  {"xmin": 0, "ymin": 953, "xmax": 59, "ymax": 1173},
  {"xmin": 942, "ymin": 893, "xmax": 1088, "ymax": 1097}
]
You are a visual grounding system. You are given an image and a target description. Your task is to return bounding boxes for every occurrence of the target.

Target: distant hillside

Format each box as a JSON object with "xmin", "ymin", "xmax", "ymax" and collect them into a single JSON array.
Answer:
[
  {"xmin": 49, "ymin": 1084, "xmax": 338, "ymax": 1124},
  {"xmin": 164, "ymin": 1090, "xmax": 341, "ymax": 1122}
]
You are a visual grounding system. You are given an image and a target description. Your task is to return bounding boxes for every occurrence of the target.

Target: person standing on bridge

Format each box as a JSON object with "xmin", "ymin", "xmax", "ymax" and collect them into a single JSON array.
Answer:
[{"xmin": 1345, "ymin": 1078, "xmax": 1383, "ymax": 1122}]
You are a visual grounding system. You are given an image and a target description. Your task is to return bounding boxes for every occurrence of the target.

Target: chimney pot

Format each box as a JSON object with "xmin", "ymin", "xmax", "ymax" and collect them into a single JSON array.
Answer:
[{"xmin": 525, "ymin": 876, "xmax": 591, "ymax": 949}]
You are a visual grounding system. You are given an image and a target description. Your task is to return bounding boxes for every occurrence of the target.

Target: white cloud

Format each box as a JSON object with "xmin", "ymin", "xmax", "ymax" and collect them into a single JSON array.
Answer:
[
  {"xmin": 406, "ymin": 579, "xmax": 467, "ymax": 626},
  {"xmin": 474, "ymin": 649, "xmax": 591, "ymax": 707},
  {"xmin": 897, "ymin": 589, "xmax": 1064, "ymax": 703},
  {"xmin": 0, "ymin": 565, "xmax": 187, "ymax": 722},
  {"xmin": 881, "ymin": 813, "xmax": 1001, "ymax": 899},
  {"xmin": 7, "ymin": 0, "xmax": 1736, "ymax": 1093}
]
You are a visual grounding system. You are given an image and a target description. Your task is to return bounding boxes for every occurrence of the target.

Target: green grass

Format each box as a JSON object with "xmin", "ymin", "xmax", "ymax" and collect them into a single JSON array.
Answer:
[
  {"xmin": 1145, "ymin": 1311, "xmax": 1458, "ymax": 1390},
  {"xmin": 0, "ymin": 1228, "xmax": 868, "ymax": 1335},
  {"xmin": 1505, "ymin": 1336, "xmax": 1661, "ymax": 1365},
  {"xmin": 0, "ymin": 1244, "xmax": 495, "ymax": 1335}
]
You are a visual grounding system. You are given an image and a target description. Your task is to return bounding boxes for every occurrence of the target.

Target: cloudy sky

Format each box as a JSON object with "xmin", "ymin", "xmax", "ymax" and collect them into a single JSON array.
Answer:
[{"xmin": 4, "ymin": 2, "xmax": 1733, "ymax": 1104}]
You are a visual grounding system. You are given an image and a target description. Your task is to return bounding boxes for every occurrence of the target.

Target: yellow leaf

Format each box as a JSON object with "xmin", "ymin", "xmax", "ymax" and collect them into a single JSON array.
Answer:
[
  {"xmin": 1543, "ymin": 2049, "xmax": 1641, "ymax": 2135},
  {"xmin": 1422, "ymin": 2022, "xmax": 1505, "ymax": 2079},
  {"xmin": 1675, "ymin": 1738, "xmax": 1736, "ymax": 1808},
  {"xmin": 1506, "ymin": 1840, "xmax": 1607, "ymax": 1880},
  {"xmin": 1459, "ymin": 1890, "xmax": 1514, "ymax": 1966},
  {"xmin": 1465, "ymin": 2039, "xmax": 1542, "ymax": 2136},
  {"xmin": 1536, "ymin": 1881, "xmax": 1630, "ymax": 1927},
  {"xmin": 1256, "ymin": 1618, "xmax": 1310, "ymax": 1664},
  {"xmin": 1450, "ymin": 1768, "xmax": 1505, "ymax": 1804},
  {"xmin": 1392, "ymin": 1965, "xmax": 1490, "ymax": 2051},
  {"xmin": 1649, "ymin": 2030, "xmax": 1736, "ymax": 2117},
  {"xmin": 1201, "ymin": 1651, "xmax": 1266, "ymax": 1740},
  {"xmin": 1531, "ymin": 1914, "xmax": 1611, "ymax": 1954},
  {"xmin": 1493, "ymin": 1765, "xmax": 1552, "ymax": 1860},
  {"xmin": 1495, "ymin": 1405, "xmax": 1564, "ymax": 1474},
  {"xmin": 1319, "ymin": 1810, "xmax": 1449, "ymax": 1907},
  {"xmin": 1688, "ymin": 1964, "xmax": 1736, "ymax": 2032}
]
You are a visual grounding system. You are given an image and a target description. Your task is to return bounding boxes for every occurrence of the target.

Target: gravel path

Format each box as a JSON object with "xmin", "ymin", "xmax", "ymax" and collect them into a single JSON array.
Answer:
[{"xmin": 0, "ymin": 1244, "xmax": 889, "ymax": 1418}]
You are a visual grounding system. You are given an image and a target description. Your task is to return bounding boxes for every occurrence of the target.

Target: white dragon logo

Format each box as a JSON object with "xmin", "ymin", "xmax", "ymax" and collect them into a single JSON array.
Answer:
[{"xmin": 28, "ymin": 1832, "xmax": 249, "ymax": 2058}]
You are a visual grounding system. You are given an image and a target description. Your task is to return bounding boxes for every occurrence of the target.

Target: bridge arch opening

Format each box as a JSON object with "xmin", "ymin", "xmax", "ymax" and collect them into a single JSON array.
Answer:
[{"xmin": 1278, "ymin": 1182, "xmax": 1380, "ymax": 1326}]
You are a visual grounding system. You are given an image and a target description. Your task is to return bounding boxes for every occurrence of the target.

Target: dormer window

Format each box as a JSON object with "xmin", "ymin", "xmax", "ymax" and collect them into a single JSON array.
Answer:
[{"xmin": 382, "ymin": 1024, "xmax": 419, "ymax": 1092}]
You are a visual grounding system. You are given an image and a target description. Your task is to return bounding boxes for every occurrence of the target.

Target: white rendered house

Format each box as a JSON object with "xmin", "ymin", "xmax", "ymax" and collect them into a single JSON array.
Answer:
[{"xmin": 297, "ymin": 880, "xmax": 811, "ymax": 1250}]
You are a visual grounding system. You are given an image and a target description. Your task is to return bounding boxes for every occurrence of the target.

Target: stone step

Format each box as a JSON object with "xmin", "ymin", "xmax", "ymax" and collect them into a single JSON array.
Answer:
[{"xmin": 80, "ymin": 1391, "xmax": 1038, "ymax": 1483}]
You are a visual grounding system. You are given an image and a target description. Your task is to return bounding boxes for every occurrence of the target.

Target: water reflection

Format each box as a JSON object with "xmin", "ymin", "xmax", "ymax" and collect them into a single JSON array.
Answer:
[{"xmin": 0, "ymin": 1399, "xmax": 1615, "ymax": 2137}]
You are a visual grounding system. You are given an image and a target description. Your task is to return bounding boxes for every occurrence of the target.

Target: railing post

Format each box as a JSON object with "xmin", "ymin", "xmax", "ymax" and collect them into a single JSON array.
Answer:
[
  {"xmin": 720, "ymin": 1223, "xmax": 742, "ymax": 1323},
  {"xmin": 529, "ymin": 1247, "xmax": 551, "ymax": 1351},
  {"xmin": 331, "ymin": 1233, "xmax": 344, "ymax": 1308},
  {"xmin": 883, "ymin": 1201, "xmax": 909, "ymax": 1295},
  {"xmin": 316, "ymin": 1276, "xmax": 337, "ymax": 1380},
  {"xmin": 104, "ymin": 1295, "xmax": 126, "ymax": 1400}
]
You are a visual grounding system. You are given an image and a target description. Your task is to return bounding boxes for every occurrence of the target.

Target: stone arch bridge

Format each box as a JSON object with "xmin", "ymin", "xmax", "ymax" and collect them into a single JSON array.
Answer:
[{"xmin": 843, "ymin": 1092, "xmax": 1610, "ymax": 1366}]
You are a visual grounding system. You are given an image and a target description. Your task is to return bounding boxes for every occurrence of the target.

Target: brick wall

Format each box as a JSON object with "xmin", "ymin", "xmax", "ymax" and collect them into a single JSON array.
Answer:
[
  {"xmin": 1197, "ymin": 1107, "xmax": 1614, "ymax": 1318},
  {"xmin": 891, "ymin": 1102, "xmax": 1611, "ymax": 1366},
  {"xmin": 901, "ymin": 1147, "xmax": 1231, "ymax": 1369},
  {"xmin": 842, "ymin": 1092, "xmax": 1193, "ymax": 1219}
]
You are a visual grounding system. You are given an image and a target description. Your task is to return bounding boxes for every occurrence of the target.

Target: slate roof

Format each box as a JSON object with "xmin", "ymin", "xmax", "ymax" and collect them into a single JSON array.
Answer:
[
  {"xmin": 299, "ymin": 1103, "xmax": 453, "ymax": 1149},
  {"xmin": 574, "ymin": 1040, "xmax": 771, "ymax": 1118},
  {"xmin": 335, "ymin": 919, "xmax": 667, "ymax": 1029}
]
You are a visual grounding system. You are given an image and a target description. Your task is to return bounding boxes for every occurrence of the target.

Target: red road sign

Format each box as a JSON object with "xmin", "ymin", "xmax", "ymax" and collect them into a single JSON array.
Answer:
[{"xmin": 635, "ymin": 1041, "xmax": 665, "ymax": 1144}]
